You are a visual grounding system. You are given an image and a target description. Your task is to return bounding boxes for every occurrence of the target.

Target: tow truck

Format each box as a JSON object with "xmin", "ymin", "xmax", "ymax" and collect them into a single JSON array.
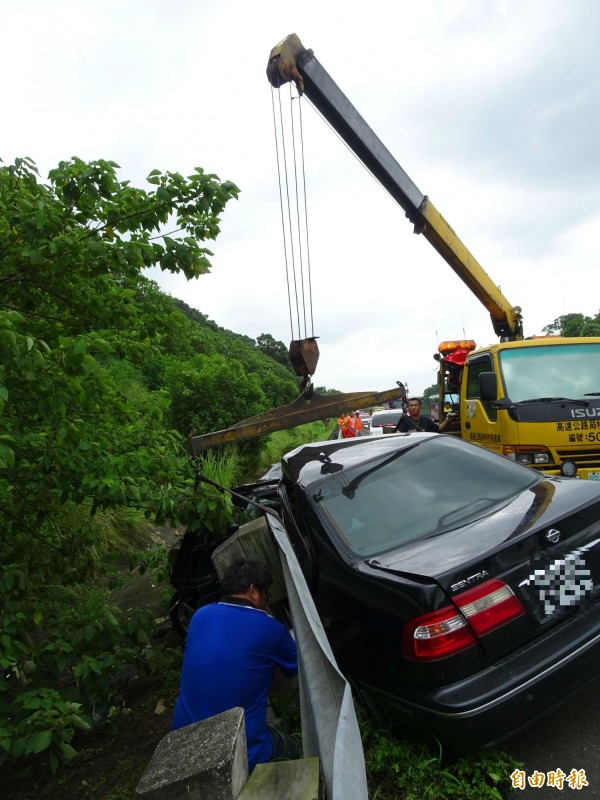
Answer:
[{"xmin": 261, "ymin": 34, "xmax": 600, "ymax": 480}]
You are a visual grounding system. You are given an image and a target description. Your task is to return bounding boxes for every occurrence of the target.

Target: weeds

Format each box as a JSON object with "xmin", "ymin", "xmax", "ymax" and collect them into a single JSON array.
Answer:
[
  {"xmin": 196, "ymin": 447, "xmax": 242, "ymax": 488},
  {"xmin": 0, "ymin": 502, "xmax": 179, "ymax": 773},
  {"xmin": 258, "ymin": 421, "xmax": 331, "ymax": 476},
  {"xmin": 362, "ymin": 719, "xmax": 518, "ymax": 799}
]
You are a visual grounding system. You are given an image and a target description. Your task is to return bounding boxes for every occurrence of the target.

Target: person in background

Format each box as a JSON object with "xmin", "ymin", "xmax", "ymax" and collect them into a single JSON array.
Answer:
[
  {"xmin": 340, "ymin": 412, "xmax": 355, "ymax": 438},
  {"xmin": 353, "ymin": 411, "xmax": 364, "ymax": 437},
  {"xmin": 171, "ymin": 558, "xmax": 299, "ymax": 772},
  {"xmin": 394, "ymin": 397, "xmax": 452, "ymax": 433}
]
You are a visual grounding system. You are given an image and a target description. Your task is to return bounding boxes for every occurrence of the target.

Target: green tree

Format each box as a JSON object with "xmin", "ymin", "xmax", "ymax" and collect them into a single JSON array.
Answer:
[
  {"xmin": 0, "ymin": 156, "xmax": 239, "ymax": 524},
  {"xmin": 543, "ymin": 312, "xmax": 600, "ymax": 337},
  {"xmin": 422, "ymin": 384, "xmax": 439, "ymax": 403},
  {"xmin": 256, "ymin": 333, "xmax": 295, "ymax": 374},
  {"xmin": 0, "ymin": 156, "xmax": 240, "ymax": 768},
  {"xmin": 165, "ymin": 354, "xmax": 268, "ymax": 435}
]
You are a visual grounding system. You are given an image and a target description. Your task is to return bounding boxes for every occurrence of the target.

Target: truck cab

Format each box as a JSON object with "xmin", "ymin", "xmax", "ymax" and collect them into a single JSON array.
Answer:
[{"xmin": 441, "ymin": 338, "xmax": 600, "ymax": 479}]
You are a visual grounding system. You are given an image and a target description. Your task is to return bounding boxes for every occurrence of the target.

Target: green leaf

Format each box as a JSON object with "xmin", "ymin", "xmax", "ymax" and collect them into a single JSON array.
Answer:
[
  {"xmin": 28, "ymin": 730, "xmax": 52, "ymax": 754},
  {"xmin": 11, "ymin": 737, "xmax": 26, "ymax": 757},
  {"xmin": 71, "ymin": 715, "xmax": 91, "ymax": 731},
  {"xmin": 59, "ymin": 741, "xmax": 78, "ymax": 762},
  {"xmin": 90, "ymin": 337, "xmax": 113, "ymax": 353},
  {"xmin": 105, "ymin": 610, "xmax": 119, "ymax": 626},
  {"xmin": 83, "ymin": 624, "xmax": 95, "ymax": 642},
  {"xmin": 136, "ymin": 627, "xmax": 150, "ymax": 644},
  {"xmin": 32, "ymin": 348, "xmax": 45, "ymax": 366},
  {"xmin": 0, "ymin": 330, "xmax": 17, "ymax": 349},
  {"xmin": 0, "ymin": 442, "xmax": 15, "ymax": 468}
]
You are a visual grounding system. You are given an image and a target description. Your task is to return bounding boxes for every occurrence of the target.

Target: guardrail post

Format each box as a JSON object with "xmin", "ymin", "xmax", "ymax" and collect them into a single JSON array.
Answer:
[{"xmin": 135, "ymin": 707, "xmax": 248, "ymax": 800}]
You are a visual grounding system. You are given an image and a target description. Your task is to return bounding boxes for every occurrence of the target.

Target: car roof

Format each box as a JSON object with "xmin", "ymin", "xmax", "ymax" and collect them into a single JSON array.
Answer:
[{"xmin": 281, "ymin": 432, "xmax": 437, "ymax": 487}]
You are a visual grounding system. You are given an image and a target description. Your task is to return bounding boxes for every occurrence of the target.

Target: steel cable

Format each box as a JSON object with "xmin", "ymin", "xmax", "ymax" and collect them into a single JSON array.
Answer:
[{"xmin": 270, "ymin": 84, "xmax": 315, "ymax": 342}]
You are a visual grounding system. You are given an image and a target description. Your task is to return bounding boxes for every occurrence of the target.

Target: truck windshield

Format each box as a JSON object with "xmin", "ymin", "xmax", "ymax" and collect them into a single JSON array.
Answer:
[{"xmin": 498, "ymin": 343, "xmax": 600, "ymax": 403}]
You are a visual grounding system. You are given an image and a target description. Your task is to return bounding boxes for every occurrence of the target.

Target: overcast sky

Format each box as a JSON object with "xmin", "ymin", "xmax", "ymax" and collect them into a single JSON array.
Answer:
[{"xmin": 5, "ymin": 0, "xmax": 600, "ymax": 395}]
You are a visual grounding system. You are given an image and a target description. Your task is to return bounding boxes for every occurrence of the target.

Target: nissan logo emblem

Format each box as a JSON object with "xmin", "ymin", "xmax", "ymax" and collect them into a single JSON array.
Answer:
[{"xmin": 544, "ymin": 528, "xmax": 561, "ymax": 544}]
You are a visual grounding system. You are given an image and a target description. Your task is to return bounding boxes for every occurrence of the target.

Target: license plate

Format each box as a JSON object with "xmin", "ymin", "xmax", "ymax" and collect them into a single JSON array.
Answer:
[
  {"xmin": 589, "ymin": 473, "xmax": 600, "ymax": 481},
  {"xmin": 518, "ymin": 542, "xmax": 600, "ymax": 622}
]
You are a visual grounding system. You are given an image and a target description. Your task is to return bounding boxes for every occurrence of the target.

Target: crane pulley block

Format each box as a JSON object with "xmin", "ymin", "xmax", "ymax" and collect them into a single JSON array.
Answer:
[
  {"xmin": 288, "ymin": 337, "xmax": 320, "ymax": 386},
  {"xmin": 266, "ymin": 33, "xmax": 308, "ymax": 94}
]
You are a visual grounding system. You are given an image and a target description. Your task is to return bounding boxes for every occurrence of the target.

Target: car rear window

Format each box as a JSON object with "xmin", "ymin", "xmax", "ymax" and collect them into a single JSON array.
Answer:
[
  {"xmin": 370, "ymin": 410, "xmax": 402, "ymax": 426},
  {"xmin": 309, "ymin": 436, "xmax": 540, "ymax": 556}
]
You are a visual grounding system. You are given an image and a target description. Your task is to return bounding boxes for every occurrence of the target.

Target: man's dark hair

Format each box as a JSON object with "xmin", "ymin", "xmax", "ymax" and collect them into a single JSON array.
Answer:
[
  {"xmin": 407, "ymin": 397, "xmax": 422, "ymax": 405},
  {"xmin": 221, "ymin": 558, "xmax": 273, "ymax": 595}
]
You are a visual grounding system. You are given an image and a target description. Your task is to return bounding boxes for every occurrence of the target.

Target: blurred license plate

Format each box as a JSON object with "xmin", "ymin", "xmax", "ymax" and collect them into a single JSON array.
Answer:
[{"xmin": 518, "ymin": 542, "xmax": 600, "ymax": 622}]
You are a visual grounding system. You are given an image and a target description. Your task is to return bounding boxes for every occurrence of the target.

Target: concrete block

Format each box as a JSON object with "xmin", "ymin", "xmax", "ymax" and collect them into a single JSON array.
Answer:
[
  {"xmin": 212, "ymin": 517, "xmax": 287, "ymax": 604},
  {"xmin": 135, "ymin": 707, "xmax": 248, "ymax": 800},
  {"xmin": 237, "ymin": 758, "xmax": 322, "ymax": 800}
]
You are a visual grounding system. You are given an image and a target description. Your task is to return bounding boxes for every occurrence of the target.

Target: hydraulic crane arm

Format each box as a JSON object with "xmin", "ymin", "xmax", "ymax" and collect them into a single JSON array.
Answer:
[
  {"xmin": 267, "ymin": 34, "xmax": 523, "ymax": 341},
  {"xmin": 189, "ymin": 384, "xmax": 405, "ymax": 454}
]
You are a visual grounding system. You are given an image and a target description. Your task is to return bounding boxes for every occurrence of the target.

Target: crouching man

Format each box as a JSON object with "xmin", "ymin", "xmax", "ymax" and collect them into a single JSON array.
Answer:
[{"xmin": 171, "ymin": 558, "xmax": 299, "ymax": 772}]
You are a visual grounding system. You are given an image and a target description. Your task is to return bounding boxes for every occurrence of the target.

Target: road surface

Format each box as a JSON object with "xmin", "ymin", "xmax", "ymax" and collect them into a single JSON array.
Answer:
[{"xmin": 503, "ymin": 681, "xmax": 600, "ymax": 798}]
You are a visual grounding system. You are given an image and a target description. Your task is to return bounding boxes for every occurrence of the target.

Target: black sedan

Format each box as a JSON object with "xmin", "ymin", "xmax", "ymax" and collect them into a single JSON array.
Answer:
[{"xmin": 237, "ymin": 432, "xmax": 600, "ymax": 750}]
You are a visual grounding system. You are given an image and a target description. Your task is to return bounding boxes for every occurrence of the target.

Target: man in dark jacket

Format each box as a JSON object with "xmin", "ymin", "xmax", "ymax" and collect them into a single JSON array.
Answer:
[
  {"xmin": 394, "ymin": 397, "xmax": 452, "ymax": 433},
  {"xmin": 172, "ymin": 558, "xmax": 299, "ymax": 772}
]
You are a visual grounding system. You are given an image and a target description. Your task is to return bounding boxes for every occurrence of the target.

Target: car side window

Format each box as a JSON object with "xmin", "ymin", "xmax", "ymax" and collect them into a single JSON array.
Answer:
[{"xmin": 466, "ymin": 355, "xmax": 497, "ymax": 421}]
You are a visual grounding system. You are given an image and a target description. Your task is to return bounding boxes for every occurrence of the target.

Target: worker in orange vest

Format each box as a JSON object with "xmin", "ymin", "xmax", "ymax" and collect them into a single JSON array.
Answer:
[
  {"xmin": 353, "ymin": 411, "xmax": 363, "ymax": 437},
  {"xmin": 340, "ymin": 412, "xmax": 355, "ymax": 438}
]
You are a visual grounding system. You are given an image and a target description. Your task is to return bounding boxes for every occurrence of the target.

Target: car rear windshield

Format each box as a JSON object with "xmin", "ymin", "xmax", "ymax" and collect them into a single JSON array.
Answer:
[
  {"xmin": 309, "ymin": 436, "xmax": 540, "ymax": 556},
  {"xmin": 370, "ymin": 411, "xmax": 402, "ymax": 426}
]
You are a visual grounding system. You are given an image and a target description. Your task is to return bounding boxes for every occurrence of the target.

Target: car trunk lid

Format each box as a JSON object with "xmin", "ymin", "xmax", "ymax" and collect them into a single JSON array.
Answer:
[{"xmin": 371, "ymin": 478, "xmax": 600, "ymax": 658}]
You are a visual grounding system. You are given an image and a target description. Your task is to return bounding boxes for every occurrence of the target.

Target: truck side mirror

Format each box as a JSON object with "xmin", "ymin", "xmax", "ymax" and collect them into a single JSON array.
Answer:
[{"xmin": 479, "ymin": 372, "xmax": 497, "ymax": 401}]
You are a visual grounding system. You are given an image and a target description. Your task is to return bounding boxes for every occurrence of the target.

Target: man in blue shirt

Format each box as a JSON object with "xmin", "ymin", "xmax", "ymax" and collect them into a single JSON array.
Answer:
[{"xmin": 172, "ymin": 558, "xmax": 299, "ymax": 772}]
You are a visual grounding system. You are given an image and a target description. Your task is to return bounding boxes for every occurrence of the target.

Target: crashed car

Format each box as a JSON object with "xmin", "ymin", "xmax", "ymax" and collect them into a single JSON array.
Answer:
[{"xmin": 229, "ymin": 431, "xmax": 600, "ymax": 750}]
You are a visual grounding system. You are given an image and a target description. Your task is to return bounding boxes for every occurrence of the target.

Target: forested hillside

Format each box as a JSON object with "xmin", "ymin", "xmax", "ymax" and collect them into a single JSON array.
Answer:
[{"xmin": 0, "ymin": 156, "xmax": 299, "ymax": 770}]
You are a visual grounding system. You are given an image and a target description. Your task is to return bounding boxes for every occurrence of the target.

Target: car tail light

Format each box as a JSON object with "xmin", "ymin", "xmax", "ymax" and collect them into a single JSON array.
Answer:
[
  {"xmin": 403, "ymin": 579, "xmax": 525, "ymax": 661},
  {"xmin": 403, "ymin": 606, "xmax": 475, "ymax": 660}
]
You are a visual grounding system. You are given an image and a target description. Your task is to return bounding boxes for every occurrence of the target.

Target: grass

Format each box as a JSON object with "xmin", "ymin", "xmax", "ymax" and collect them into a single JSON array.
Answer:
[
  {"xmin": 196, "ymin": 447, "xmax": 243, "ymax": 488},
  {"xmin": 362, "ymin": 721, "xmax": 519, "ymax": 800},
  {"xmin": 258, "ymin": 420, "xmax": 335, "ymax": 474}
]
